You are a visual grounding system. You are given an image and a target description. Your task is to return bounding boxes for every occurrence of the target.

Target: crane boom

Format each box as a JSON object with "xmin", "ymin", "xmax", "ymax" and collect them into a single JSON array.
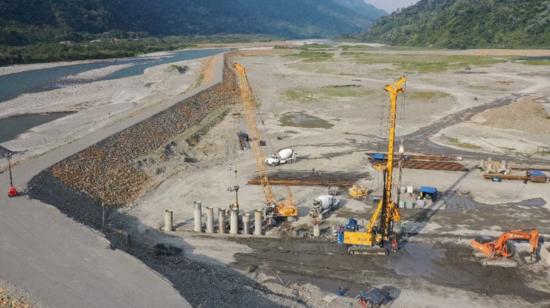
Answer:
[
  {"xmin": 343, "ymin": 76, "xmax": 406, "ymax": 253},
  {"xmin": 234, "ymin": 63, "xmax": 276, "ymax": 205},
  {"xmin": 233, "ymin": 63, "xmax": 297, "ymax": 219},
  {"xmin": 366, "ymin": 77, "xmax": 406, "ymax": 235}
]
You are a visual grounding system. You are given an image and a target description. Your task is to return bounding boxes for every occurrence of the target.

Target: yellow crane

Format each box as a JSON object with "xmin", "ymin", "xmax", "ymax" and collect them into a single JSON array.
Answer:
[
  {"xmin": 233, "ymin": 63, "xmax": 297, "ymax": 221},
  {"xmin": 343, "ymin": 76, "xmax": 407, "ymax": 255}
]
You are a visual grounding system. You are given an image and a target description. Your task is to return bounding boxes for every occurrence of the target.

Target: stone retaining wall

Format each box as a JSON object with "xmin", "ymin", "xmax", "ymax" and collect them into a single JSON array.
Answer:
[{"xmin": 30, "ymin": 59, "xmax": 240, "ymax": 207}]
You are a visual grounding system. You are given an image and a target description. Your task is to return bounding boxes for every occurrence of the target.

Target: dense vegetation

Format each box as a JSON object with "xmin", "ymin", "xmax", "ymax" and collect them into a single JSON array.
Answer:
[
  {"xmin": 0, "ymin": 0, "xmax": 385, "ymax": 45},
  {"xmin": 361, "ymin": 0, "xmax": 550, "ymax": 49},
  {"xmin": 0, "ymin": 35, "xmax": 273, "ymax": 66},
  {"xmin": 0, "ymin": 0, "xmax": 385, "ymax": 65}
]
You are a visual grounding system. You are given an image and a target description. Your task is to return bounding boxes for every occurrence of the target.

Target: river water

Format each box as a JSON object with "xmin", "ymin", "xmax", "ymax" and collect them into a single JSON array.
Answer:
[
  {"xmin": 0, "ymin": 48, "xmax": 225, "ymax": 103},
  {"xmin": 0, "ymin": 48, "xmax": 225, "ymax": 145}
]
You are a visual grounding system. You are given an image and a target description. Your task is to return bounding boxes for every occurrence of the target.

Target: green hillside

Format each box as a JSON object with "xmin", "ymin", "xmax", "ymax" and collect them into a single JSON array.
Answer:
[
  {"xmin": 361, "ymin": 0, "xmax": 550, "ymax": 49},
  {"xmin": 0, "ymin": 0, "xmax": 386, "ymax": 46}
]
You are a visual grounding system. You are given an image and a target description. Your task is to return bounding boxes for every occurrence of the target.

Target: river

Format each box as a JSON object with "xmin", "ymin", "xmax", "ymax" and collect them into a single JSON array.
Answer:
[{"xmin": 0, "ymin": 48, "xmax": 225, "ymax": 145}]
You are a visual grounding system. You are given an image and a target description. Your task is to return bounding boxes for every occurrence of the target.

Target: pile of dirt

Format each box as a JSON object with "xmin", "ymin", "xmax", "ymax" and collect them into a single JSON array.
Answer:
[
  {"xmin": 477, "ymin": 97, "xmax": 550, "ymax": 133},
  {"xmin": 43, "ymin": 59, "xmax": 241, "ymax": 207}
]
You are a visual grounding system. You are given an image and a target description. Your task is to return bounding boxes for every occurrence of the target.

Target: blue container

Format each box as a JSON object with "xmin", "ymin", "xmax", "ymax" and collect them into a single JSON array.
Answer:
[
  {"xmin": 419, "ymin": 186, "xmax": 438, "ymax": 195},
  {"xmin": 337, "ymin": 231, "xmax": 344, "ymax": 244},
  {"xmin": 528, "ymin": 170, "xmax": 545, "ymax": 177},
  {"xmin": 345, "ymin": 218, "xmax": 359, "ymax": 231},
  {"xmin": 372, "ymin": 153, "xmax": 386, "ymax": 161}
]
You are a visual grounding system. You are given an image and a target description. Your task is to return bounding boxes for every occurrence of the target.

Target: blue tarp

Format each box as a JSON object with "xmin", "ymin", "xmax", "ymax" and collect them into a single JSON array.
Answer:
[
  {"xmin": 528, "ymin": 170, "xmax": 546, "ymax": 177},
  {"xmin": 372, "ymin": 153, "xmax": 386, "ymax": 160},
  {"xmin": 420, "ymin": 186, "xmax": 438, "ymax": 195}
]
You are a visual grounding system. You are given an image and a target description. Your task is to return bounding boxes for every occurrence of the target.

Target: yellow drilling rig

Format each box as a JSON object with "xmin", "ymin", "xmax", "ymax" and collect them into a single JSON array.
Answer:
[
  {"xmin": 341, "ymin": 76, "xmax": 407, "ymax": 255},
  {"xmin": 233, "ymin": 63, "xmax": 298, "ymax": 222}
]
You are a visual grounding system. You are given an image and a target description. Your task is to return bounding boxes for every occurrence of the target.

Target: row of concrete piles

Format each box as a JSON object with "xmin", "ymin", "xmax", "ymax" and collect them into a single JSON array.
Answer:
[{"xmin": 164, "ymin": 201, "xmax": 264, "ymax": 235}]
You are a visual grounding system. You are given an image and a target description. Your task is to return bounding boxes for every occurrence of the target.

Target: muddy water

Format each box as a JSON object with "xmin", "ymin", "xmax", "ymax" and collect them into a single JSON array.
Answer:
[
  {"xmin": 279, "ymin": 112, "xmax": 333, "ymax": 129},
  {"xmin": 0, "ymin": 112, "xmax": 74, "ymax": 143},
  {"xmin": 233, "ymin": 236, "xmax": 550, "ymax": 302},
  {"xmin": 389, "ymin": 242, "xmax": 445, "ymax": 278}
]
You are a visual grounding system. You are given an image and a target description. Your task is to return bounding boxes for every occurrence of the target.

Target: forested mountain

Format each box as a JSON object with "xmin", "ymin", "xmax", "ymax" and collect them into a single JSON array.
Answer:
[
  {"xmin": 0, "ymin": 0, "xmax": 386, "ymax": 46},
  {"xmin": 361, "ymin": 0, "xmax": 550, "ymax": 48}
]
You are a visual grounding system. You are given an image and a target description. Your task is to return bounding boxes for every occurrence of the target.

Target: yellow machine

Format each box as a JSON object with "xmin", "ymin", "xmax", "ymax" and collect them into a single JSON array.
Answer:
[
  {"xmin": 343, "ymin": 77, "xmax": 407, "ymax": 254},
  {"xmin": 233, "ymin": 63, "xmax": 298, "ymax": 220},
  {"xmin": 348, "ymin": 185, "xmax": 369, "ymax": 200}
]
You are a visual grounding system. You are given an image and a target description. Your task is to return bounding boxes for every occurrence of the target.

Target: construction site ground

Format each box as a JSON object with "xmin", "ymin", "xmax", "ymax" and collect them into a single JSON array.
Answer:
[
  {"xmin": 124, "ymin": 44, "xmax": 550, "ymax": 307},
  {"xmin": 4, "ymin": 43, "xmax": 550, "ymax": 307}
]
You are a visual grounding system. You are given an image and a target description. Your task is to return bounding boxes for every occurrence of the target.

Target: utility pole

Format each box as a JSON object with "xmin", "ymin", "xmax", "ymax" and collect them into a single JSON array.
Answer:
[
  {"xmin": 7, "ymin": 153, "xmax": 18, "ymax": 198},
  {"xmin": 227, "ymin": 167, "xmax": 240, "ymax": 210},
  {"xmin": 8, "ymin": 154, "xmax": 14, "ymax": 187}
]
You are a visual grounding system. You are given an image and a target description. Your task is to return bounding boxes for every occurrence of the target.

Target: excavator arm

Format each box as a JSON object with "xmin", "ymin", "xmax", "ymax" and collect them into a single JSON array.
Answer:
[
  {"xmin": 234, "ymin": 63, "xmax": 276, "ymax": 205},
  {"xmin": 471, "ymin": 229, "xmax": 540, "ymax": 258}
]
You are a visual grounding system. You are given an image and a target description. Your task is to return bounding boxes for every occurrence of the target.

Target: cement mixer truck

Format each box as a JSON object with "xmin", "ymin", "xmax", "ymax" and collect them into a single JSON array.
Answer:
[
  {"xmin": 310, "ymin": 195, "xmax": 339, "ymax": 220},
  {"xmin": 265, "ymin": 148, "xmax": 297, "ymax": 166}
]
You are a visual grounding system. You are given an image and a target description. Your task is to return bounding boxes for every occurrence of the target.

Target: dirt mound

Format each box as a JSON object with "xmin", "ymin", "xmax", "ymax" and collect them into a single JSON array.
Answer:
[{"xmin": 478, "ymin": 97, "xmax": 550, "ymax": 133}]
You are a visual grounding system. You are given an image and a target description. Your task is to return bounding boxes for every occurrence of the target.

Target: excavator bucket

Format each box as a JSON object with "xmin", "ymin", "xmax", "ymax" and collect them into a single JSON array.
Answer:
[
  {"xmin": 276, "ymin": 199, "xmax": 298, "ymax": 218},
  {"xmin": 470, "ymin": 239, "xmax": 497, "ymax": 258}
]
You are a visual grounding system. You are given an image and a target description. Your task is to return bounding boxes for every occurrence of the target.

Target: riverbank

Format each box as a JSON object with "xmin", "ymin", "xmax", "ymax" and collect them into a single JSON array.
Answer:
[{"xmin": 0, "ymin": 50, "xmax": 224, "ymax": 172}]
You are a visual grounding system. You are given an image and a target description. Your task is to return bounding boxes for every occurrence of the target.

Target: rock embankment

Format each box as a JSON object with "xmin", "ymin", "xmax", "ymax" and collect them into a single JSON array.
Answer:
[{"xmin": 34, "ymin": 59, "xmax": 240, "ymax": 207}]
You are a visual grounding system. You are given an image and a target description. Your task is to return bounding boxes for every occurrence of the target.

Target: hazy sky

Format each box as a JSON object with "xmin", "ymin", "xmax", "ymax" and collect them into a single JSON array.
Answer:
[{"xmin": 365, "ymin": 0, "xmax": 419, "ymax": 13}]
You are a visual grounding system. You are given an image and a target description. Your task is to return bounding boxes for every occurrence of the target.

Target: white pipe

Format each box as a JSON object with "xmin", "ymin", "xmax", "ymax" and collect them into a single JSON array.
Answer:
[
  {"xmin": 218, "ymin": 209, "xmax": 226, "ymax": 234},
  {"xmin": 206, "ymin": 207, "xmax": 214, "ymax": 233},
  {"xmin": 242, "ymin": 213, "xmax": 250, "ymax": 235},
  {"xmin": 230, "ymin": 209, "xmax": 239, "ymax": 234},
  {"xmin": 163, "ymin": 210, "xmax": 173, "ymax": 232},
  {"xmin": 193, "ymin": 201, "xmax": 202, "ymax": 232},
  {"xmin": 254, "ymin": 210, "xmax": 263, "ymax": 236}
]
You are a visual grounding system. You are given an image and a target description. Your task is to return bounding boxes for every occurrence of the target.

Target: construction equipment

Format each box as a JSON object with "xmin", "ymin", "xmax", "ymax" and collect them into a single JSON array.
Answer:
[
  {"xmin": 341, "ymin": 77, "xmax": 406, "ymax": 255},
  {"xmin": 227, "ymin": 167, "xmax": 240, "ymax": 210},
  {"xmin": 309, "ymin": 195, "xmax": 339, "ymax": 219},
  {"xmin": 471, "ymin": 229, "xmax": 540, "ymax": 259},
  {"xmin": 265, "ymin": 148, "xmax": 297, "ymax": 166},
  {"xmin": 237, "ymin": 131, "xmax": 250, "ymax": 150},
  {"xmin": 348, "ymin": 185, "xmax": 369, "ymax": 199},
  {"xmin": 233, "ymin": 63, "xmax": 297, "ymax": 221},
  {"xmin": 483, "ymin": 170, "xmax": 548, "ymax": 183},
  {"xmin": 7, "ymin": 154, "xmax": 18, "ymax": 198}
]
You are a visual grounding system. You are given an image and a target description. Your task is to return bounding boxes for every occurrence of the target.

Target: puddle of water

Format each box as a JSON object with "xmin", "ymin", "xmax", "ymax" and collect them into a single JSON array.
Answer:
[
  {"xmin": 389, "ymin": 242, "xmax": 445, "ymax": 278},
  {"xmin": 0, "ymin": 112, "xmax": 74, "ymax": 143},
  {"xmin": 279, "ymin": 112, "xmax": 333, "ymax": 129}
]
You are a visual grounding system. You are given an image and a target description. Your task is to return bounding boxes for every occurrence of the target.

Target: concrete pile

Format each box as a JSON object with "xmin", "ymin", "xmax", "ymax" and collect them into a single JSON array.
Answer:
[{"xmin": 48, "ymin": 60, "xmax": 240, "ymax": 207}]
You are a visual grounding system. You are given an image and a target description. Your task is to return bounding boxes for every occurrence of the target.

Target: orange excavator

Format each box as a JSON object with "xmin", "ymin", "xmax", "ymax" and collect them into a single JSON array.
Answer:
[{"xmin": 471, "ymin": 229, "xmax": 540, "ymax": 259}]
